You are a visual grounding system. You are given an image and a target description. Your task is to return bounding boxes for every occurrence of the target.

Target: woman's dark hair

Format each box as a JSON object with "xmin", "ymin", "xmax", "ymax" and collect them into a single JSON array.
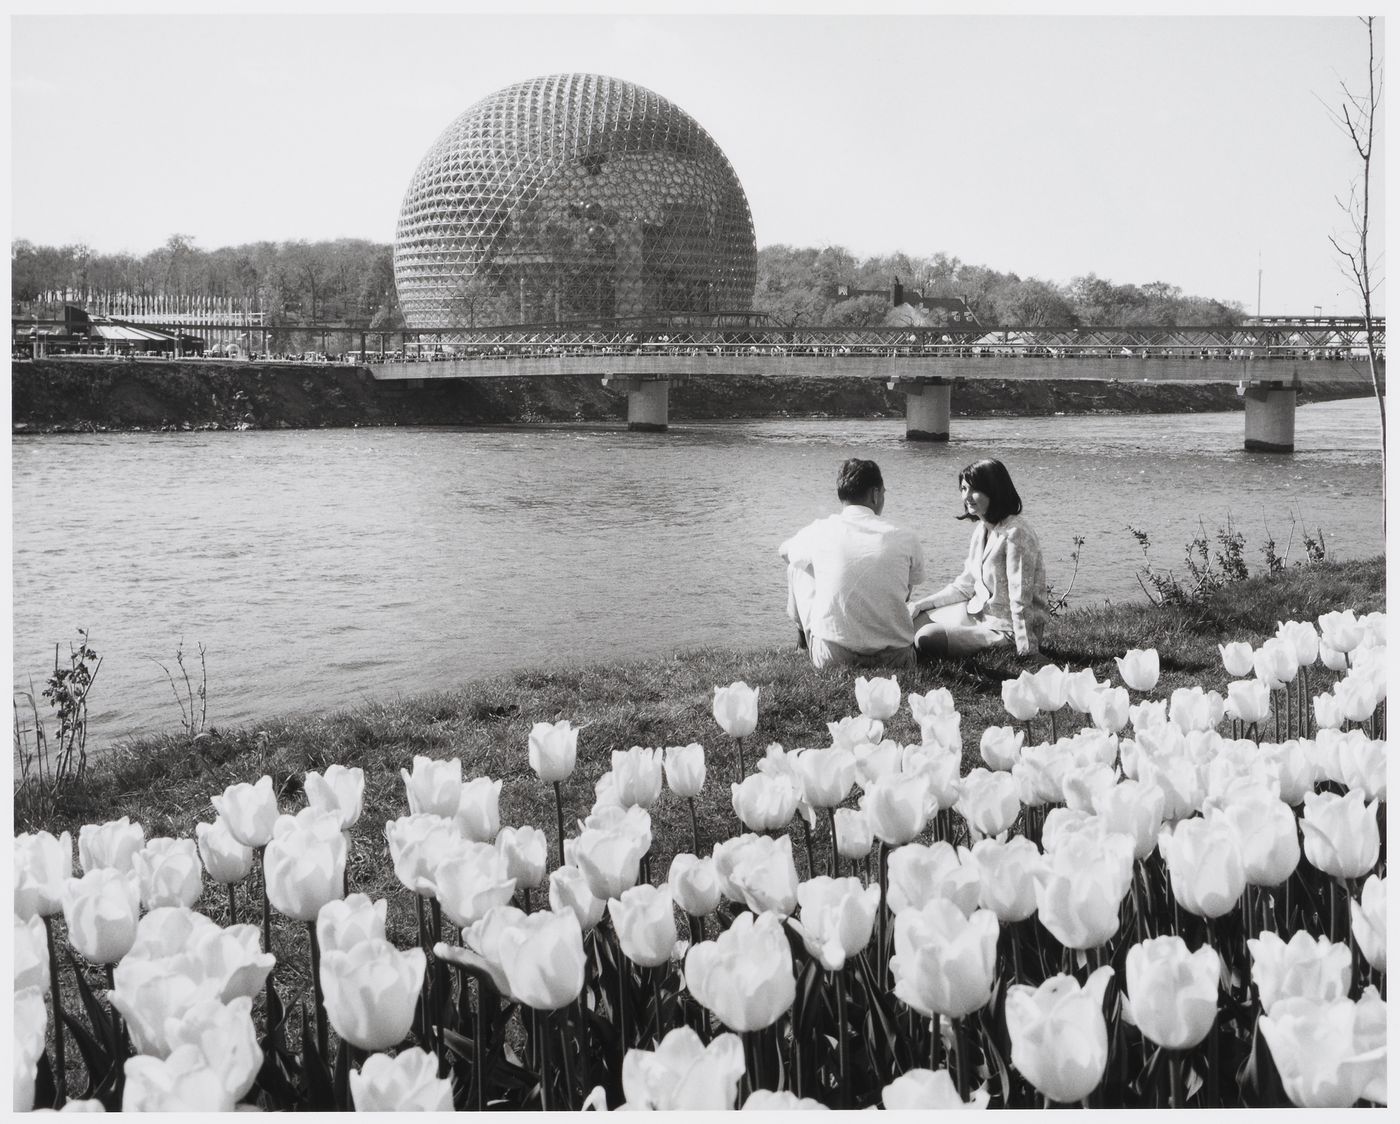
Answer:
[{"xmin": 957, "ymin": 458, "xmax": 1023, "ymax": 524}]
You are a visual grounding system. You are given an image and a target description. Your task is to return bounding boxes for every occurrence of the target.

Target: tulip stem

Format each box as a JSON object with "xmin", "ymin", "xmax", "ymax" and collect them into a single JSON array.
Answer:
[
  {"xmin": 43, "ymin": 915, "xmax": 66, "ymax": 1107},
  {"xmin": 930, "ymin": 1012, "xmax": 941, "ymax": 1072},
  {"xmin": 835, "ymin": 967, "xmax": 850, "ymax": 1109},
  {"xmin": 735, "ymin": 736, "xmax": 746, "ymax": 785},
  {"xmin": 473, "ymin": 981, "xmax": 486, "ymax": 1113},
  {"xmin": 687, "ymin": 797, "xmax": 700, "ymax": 856},
  {"xmin": 553, "ymin": 781, "xmax": 568, "ymax": 870},
  {"xmin": 257, "ymin": 845, "xmax": 274, "ymax": 1023},
  {"xmin": 801, "ymin": 817, "xmax": 817, "ymax": 881},
  {"xmin": 306, "ymin": 921, "xmax": 329, "ymax": 1059},
  {"xmin": 650, "ymin": 965, "xmax": 665, "ymax": 1044},
  {"xmin": 535, "ymin": 1009, "xmax": 552, "ymax": 1111},
  {"xmin": 1169, "ymin": 1051, "xmax": 1185, "ymax": 1108},
  {"xmin": 826, "ymin": 806, "xmax": 839, "ymax": 878},
  {"xmin": 877, "ymin": 843, "xmax": 891, "ymax": 990},
  {"xmin": 226, "ymin": 880, "xmax": 237, "ymax": 926}
]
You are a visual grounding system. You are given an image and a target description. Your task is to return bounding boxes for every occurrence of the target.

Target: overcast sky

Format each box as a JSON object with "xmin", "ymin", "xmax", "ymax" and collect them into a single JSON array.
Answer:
[{"xmin": 10, "ymin": 7, "xmax": 1386, "ymax": 315}]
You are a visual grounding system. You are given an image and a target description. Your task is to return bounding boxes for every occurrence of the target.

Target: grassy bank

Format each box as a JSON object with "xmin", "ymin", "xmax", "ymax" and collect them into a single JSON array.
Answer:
[{"xmin": 18, "ymin": 556, "xmax": 1383, "ymax": 880}]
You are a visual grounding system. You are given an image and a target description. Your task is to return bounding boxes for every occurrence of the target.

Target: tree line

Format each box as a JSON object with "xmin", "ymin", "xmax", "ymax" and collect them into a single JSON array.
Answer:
[{"xmin": 11, "ymin": 235, "xmax": 1244, "ymax": 329}]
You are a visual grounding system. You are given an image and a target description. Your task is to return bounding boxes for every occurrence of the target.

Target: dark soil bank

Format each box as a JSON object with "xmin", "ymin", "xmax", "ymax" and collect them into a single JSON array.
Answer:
[{"xmin": 10, "ymin": 359, "xmax": 1362, "ymax": 434}]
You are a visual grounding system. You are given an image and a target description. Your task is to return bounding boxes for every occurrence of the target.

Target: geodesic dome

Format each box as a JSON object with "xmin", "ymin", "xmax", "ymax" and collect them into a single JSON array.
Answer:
[{"xmin": 393, "ymin": 73, "xmax": 757, "ymax": 328}]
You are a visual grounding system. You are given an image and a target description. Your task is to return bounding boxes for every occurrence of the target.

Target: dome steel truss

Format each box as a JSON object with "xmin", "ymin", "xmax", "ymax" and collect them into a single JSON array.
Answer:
[{"xmin": 393, "ymin": 73, "xmax": 757, "ymax": 329}]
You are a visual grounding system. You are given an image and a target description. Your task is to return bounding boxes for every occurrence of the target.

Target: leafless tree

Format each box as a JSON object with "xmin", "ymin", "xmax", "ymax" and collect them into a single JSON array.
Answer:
[{"xmin": 1326, "ymin": 16, "xmax": 1385, "ymax": 470}]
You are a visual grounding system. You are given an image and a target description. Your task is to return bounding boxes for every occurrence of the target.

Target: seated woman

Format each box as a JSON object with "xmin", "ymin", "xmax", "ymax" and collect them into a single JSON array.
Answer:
[{"xmin": 910, "ymin": 458, "xmax": 1049, "ymax": 658}]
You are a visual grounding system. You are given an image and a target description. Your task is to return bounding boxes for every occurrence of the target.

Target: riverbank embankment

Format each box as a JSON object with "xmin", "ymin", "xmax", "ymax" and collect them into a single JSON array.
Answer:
[
  {"xmin": 10, "ymin": 357, "xmax": 1365, "ymax": 434},
  {"xmin": 16, "ymin": 556, "xmax": 1383, "ymax": 858}
]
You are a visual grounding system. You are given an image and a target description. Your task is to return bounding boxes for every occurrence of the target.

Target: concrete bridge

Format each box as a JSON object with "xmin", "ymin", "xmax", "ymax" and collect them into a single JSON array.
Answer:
[{"xmin": 365, "ymin": 321, "xmax": 1384, "ymax": 453}]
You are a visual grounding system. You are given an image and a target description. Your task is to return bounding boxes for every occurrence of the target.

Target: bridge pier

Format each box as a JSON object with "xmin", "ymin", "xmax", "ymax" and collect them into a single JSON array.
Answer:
[
  {"xmin": 602, "ymin": 375, "xmax": 670, "ymax": 432},
  {"xmin": 1240, "ymin": 379, "xmax": 1297, "ymax": 453},
  {"xmin": 888, "ymin": 377, "xmax": 951, "ymax": 441}
]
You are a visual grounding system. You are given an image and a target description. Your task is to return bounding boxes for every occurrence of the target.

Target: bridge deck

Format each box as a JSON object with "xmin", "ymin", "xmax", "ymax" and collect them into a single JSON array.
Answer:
[{"xmin": 368, "ymin": 351, "xmax": 1380, "ymax": 388}]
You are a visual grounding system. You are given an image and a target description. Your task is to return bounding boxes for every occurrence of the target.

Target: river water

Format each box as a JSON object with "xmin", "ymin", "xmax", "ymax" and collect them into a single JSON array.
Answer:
[{"xmin": 11, "ymin": 399, "xmax": 1384, "ymax": 746}]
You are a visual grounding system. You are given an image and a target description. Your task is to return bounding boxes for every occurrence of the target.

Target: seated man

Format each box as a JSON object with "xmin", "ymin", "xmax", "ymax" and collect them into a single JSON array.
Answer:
[{"xmin": 780, "ymin": 458, "xmax": 926, "ymax": 670}]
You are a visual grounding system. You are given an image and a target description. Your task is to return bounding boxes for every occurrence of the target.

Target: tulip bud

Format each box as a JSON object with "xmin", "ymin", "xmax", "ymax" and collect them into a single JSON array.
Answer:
[
  {"xmin": 1312, "ymin": 690, "xmax": 1347, "ymax": 731},
  {"xmin": 497, "ymin": 909, "xmax": 587, "ymax": 1010},
  {"xmin": 1062, "ymin": 761, "xmax": 1117, "ymax": 815},
  {"xmin": 723, "ymin": 833, "xmax": 800, "ymax": 917},
  {"xmin": 570, "ymin": 823, "xmax": 646, "ymax": 901},
  {"xmin": 1260, "ymin": 739, "xmax": 1316, "ymax": 806},
  {"xmin": 612, "ymin": 746, "xmax": 664, "ymax": 809},
  {"xmin": 528, "ymin": 719, "xmax": 579, "ymax": 783},
  {"xmin": 1350, "ymin": 875, "xmax": 1386, "ymax": 973},
  {"xmin": 1224, "ymin": 679, "xmax": 1272, "ymax": 725},
  {"xmin": 742, "ymin": 1089, "xmax": 831, "ymax": 1110},
  {"xmin": 668, "ymin": 853, "xmax": 722, "ymax": 917},
  {"xmin": 1027, "ymin": 664, "xmax": 1069, "ymax": 713},
  {"xmin": 609, "ymin": 884, "xmax": 679, "ymax": 968},
  {"xmin": 979, "ymin": 725, "xmax": 1024, "ymax": 772},
  {"xmin": 685, "ymin": 911, "xmax": 795, "ymax": 1032},
  {"xmin": 1206, "ymin": 796, "xmax": 1299, "ymax": 887},
  {"xmin": 887, "ymin": 841, "xmax": 979, "ymax": 917},
  {"xmin": 1275, "ymin": 620, "xmax": 1320, "ymax": 666},
  {"xmin": 1000, "ymin": 671, "xmax": 1039, "ymax": 721},
  {"xmin": 861, "ymin": 774, "xmax": 930, "ymax": 845},
  {"xmin": 853, "ymin": 739, "xmax": 903, "ymax": 787},
  {"xmin": 1089, "ymin": 686, "xmax": 1131, "ymax": 733},
  {"xmin": 351, "ymin": 1046, "xmax": 454, "ymax": 1111},
  {"xmin": 78, "ymin": 816, "xmax": 145, "ymax": 874},
  {"xmin": 970, "ymin": 835, "xmax": 1044, "ymax": 923},
  {"xmin": 186, "ymin": 922, "xmax": 276, "ymax": 1003},
  {"xmin": 833, "ymin": 807, "xmax": 873, "ymax": 861},
  {"xmin": 1012, "ymin": 742, "xmax": 1067, "ymax": 808},
  {"xmin": 163, "ymin": 994, "xmax": 262, "ymax": 1101},
  {"xmin": 908, "ymin": 687, "xmax": 955, "ymax": 724},
  {"xmin": 194, "ymin": 817, "xmax": 254, "ymax": 885},
  {"xmin": 1219, "ymin": 641, "xmax": 1256, "ymax": 677},
  {"xmin": 713, "ymin": 681, "xmax": 759, "ymax": 738},
  {"xmin": 1063, "ymin": 667, "xmax": 1102, "ymax": 714},
  {"xmin": 454, "ymin": 905, "xmax": 527, "ymax": 996},
  {"xmin": 1335, "ymin": 676, "xmax": 1379, "ymax": 724},
  {"xmin": 794, "ymin": 876, "xmax": 879, "ymax": 971},
  {"xmin": 1129, "ymin": 697, "xmax": 1169, "ymax": 731},
  {"xmin": 455, "ymin": 776, "xmax": 503, "ymax": 843},
  {"xmin": 14, "ymin": 913, "xmax": 48, "ymax": 993},
  {"xmin": 1168, "ymin": 685, "xmax": 1224, "ymax": 733},
  {"xmin": 401, "ymin": 754, "xmax": 462, "ymax": 818},
  {"xmin": 124, "ymin": 904, "xmax": 220, "ymax": 961},
  {"xmin": 434, "ymin": 841, "xmax": 516, "ymax": 929},
  {"xmin": 316, "ymin": 893, "xmax": 388, "ymax": 955},
  {"xmin": 1035, "ymin": 832, "xmax": 1133, "ymax": 949},
  {"xmin": 1157, "ymin": 816, "xmax": 1246, "ymax": 918},
  {"xmin": 731, "ymin": 772, "xmax": 799, "ymax": 832},
  {"xmin": 1124, "ymin": 936, "xmax": 1219, "ymax": 1050},
  {"xmin": 62, "ymin": 867, "xmax": 141, "ymax": 963},
  {"xmin": 386, "ymin": 813, "xmax": 460, "ymax": 898},
  {"xmin": 110, "ymin": 954, "xmax": 222, "ymax": 1057},
  {"xmin": 1300, "ymin": 789, "xmax": 1380, "ymax": 880},
  {"xmin": 1253, "ymin": 638, "xmax": 1299, "ymax": 689},
  {"xmin": 549, "ymin": 864, "xmax": 605, "ymax": 932},
  {"xmin": 211, "ymin": 777, "xmax": 278, "ymax": 849},
  {"xmin": 1116, "ymin": 648, "xmax": 1160, "ymax": 692},
  {"xmin": 1092, "ymin": 779, "xmax": 1166, "ymax": 861},
  {"xmin": 664, "ymin": 743, "xmax": 706, "ymax": 798},
  {"xmin": 1005, "ymin": 967, "xmax": 1115, "ymax": 1104},
  {"xmin": 919, "ymin": 711, "xmax": 963, "ymax": 755},
  {"xmin": 264, "ymin": 808, "xmax": 347, "ymax": 922},
  {"xmin": 827, "ymin": 714, "xmax": 882, "ymax": 750},
  {"xmin": 320, "ymin": 938, "xmax": 425, "ymax": 1051},
  {"xmin": 955, "ymin": 767, "xmax": 1022, "ymax": 841},
  {"xmin": 131, "ymin": 837, "xmax": 203, "ymax": 911},
  {"xmin": 495, "ymin": 825, "xmax": 548, "ymax": 890},
  {"xmin": 790, "ymin": 746, "xmax": 855, "ymax": 809},
  {"xmin": 14, "ymin": 829, "xmax": 73, "ymax": 919},
  {"xmin": 123, "ymin": 1046, "xmax": 235, "ymax": 1113},
  {"xmin": 1248, "ymin": 929, "xmax": 1352, "ymax": 1014},
  {"xmin": 891, "ymin": 898, "xmax": 999, "ymax": 1019},
  {"xmin": 304, "ymin": 763, "xmax": 365, "ymax": 830},
  {"xmin": 854, "ymin": 674, "xmax": 901, "ymax": 720},
  {"xmin": 1317, "ymin": 609, "xmax": 1364, "ymax": 655},
  {"xmin": 620, "ymin": 1027, "xmax": 746, "ymax": 1110},
  {"xmin": 884, "ymin": 1068, "xmax": 990, "ymax": 1109},
  {"xmin": 13, "ymin": 986, "xmax": 45, "ymax": 1112},
  {"xmin": 1258, "ymin": 993, "xmax": 1386, "ymax": 1108}
]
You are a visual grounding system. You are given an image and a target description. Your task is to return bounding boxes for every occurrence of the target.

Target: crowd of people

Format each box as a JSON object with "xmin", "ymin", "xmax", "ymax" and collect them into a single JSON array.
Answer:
[{"xmin": 781, "ymin": 456, "xmax": 1048, "ymax": 669}]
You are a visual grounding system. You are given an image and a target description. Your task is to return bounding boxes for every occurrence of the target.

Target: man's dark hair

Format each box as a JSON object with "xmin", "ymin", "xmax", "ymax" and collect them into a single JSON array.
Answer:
[
  {"xmin": 836, "ymin": 458, "xmax": 883, "ymax": 504},
  {"xmin": 957, "ymin": 457, "xmax": 1024, "ymax": 524}
]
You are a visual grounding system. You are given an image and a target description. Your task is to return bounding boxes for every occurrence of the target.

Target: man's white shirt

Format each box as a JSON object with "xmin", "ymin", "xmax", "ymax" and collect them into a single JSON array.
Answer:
[{"xmin": 781, "ymin": 505, "xmax": 926, "ymax": 653}]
